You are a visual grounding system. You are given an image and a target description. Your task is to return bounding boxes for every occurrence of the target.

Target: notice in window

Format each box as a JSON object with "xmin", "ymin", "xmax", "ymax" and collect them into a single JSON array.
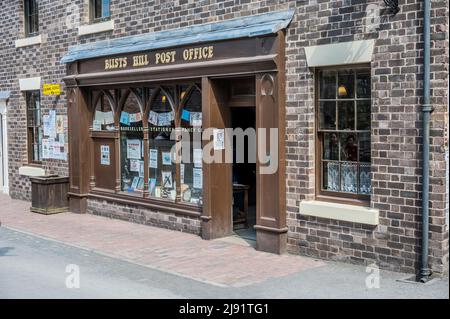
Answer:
[
  {"xmin": 149, "ymin": 149, "xmax": 158, "ymax": 168},
  {"xmin": 193, "ymin": 168, "xmax": 202, "ymax": 189},
  {"xmin": 100, "ymin": 145, "xmax": 110, "ymax": 165},
  {"xmin": 127, "ymin": 139, "xmax": 141, "ymax": 159}
]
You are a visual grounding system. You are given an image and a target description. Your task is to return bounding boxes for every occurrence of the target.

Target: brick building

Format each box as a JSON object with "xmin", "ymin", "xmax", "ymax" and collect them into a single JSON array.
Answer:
[{"xmin": 0, "ymin": 0, "xmax": 448, "ymax": 276}]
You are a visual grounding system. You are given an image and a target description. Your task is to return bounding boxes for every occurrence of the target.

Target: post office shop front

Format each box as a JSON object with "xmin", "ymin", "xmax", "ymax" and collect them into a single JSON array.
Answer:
[{"xmin": 61, "ymin": 10, "xmax": 294, "ymax": 254}]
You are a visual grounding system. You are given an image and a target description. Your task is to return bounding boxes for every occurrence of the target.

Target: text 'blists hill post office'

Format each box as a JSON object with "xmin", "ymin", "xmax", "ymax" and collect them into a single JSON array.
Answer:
[{"xmin": 0, "ymin": 0, "xmax": 448, "ymax": 277}]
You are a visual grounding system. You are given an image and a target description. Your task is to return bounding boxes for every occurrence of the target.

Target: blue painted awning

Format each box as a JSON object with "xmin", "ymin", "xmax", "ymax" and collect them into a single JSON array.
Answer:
[
  {"xmin": 0, "ymin": 91, "xmax": 10, "ymax": 101},
  {"xmin": 61, "ymin": 9, "xmax": 295, "ymax": 63}
]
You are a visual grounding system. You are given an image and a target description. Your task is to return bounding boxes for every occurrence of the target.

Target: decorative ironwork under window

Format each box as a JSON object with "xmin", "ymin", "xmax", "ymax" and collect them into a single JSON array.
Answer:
[
  {"xmin": 26, "ymin": 91, "xmax": 42, "ymax": 163},
  {"xmin": 24, "ymin": 0, "xmax": 39, "ymax": 36},
  {"xmin": 316, "ymin": 68, "xmax": 371, "ymax": 202},
  {"xmin": 90, "ymin": 0, "xmax": 111, "ymax": 23}
]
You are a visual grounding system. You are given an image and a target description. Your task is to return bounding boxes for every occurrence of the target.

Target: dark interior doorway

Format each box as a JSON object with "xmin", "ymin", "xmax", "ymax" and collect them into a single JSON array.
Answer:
[{"xmin": 230, "ymin": 107, "xmax": 256, "ymax": 241}]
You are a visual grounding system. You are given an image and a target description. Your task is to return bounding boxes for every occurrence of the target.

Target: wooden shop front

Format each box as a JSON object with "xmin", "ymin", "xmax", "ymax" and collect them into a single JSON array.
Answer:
[{"xmin": 61, "ymin": 10, "xmax": 294, "ymax": 254}]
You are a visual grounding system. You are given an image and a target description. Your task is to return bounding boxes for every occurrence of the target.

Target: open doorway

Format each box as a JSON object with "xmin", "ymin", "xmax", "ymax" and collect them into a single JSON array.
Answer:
[
  {"xmin": 230, "ymin": 101, "xmax": 256, "ymax": 242},
  {"xmin": 225, "ymin": 76, "xmax": 257, "ymax": 242}
]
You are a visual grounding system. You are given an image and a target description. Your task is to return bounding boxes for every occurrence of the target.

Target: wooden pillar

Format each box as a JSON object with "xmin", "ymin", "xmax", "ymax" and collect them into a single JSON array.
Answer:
[
  {"xmin": 254, "ymin": 31, "xmax": 287, "ymax": 254},
  {"xmin": 201, "ymin": 77, "xmax": 232, "ymax": 239},
  {"xmin": 67, "ymin": 87, "xmax": 91, "ymax": 213}
]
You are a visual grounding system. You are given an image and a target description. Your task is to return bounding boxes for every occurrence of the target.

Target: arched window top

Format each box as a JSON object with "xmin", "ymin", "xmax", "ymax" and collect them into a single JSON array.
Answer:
[
  {"xmin": 180, "ymin": 85, "xmax": 202, "ymax": 128},
  {"xmin": 120, "ymin": 91, "xmax": 142, "ymax": 127},
  {"xmin": 93, "ymin": 91, "xmax": 114, "ymax": 131},
  {"xmin": 148, "ymin": 88, "xmax": 175, "ymax": 128}
]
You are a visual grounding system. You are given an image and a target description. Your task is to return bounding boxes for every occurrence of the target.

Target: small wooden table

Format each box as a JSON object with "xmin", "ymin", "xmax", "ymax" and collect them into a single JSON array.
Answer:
[{"xmin": 233, "ymin": 183, "xmax": 250, "ymax": 229}]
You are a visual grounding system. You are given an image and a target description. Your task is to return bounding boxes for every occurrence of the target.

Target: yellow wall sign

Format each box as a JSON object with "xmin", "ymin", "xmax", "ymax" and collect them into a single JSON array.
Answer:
[{"xmin": 43, "ymin": 84, "xmax": 61, "ymax": 96}]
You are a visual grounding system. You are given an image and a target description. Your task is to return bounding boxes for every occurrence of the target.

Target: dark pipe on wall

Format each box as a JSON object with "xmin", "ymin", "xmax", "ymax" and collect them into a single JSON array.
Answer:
[{"xmin": 420, "ymin": 0, "xmax": 433, "ymax": 283}]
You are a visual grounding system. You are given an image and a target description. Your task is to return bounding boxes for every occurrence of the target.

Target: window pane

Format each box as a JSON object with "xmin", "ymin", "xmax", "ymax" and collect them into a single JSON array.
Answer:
[
  {"xmin": 357, "ymin": 100, "xmax": 371, "ymax": 131},
  {"xmin": 340, "ymin": 161, "xmax": 358, "ymax": 193},
  {"xmin": 94, "ymin": 0, "xmax": 102, "ymax": 19},
  {"xmin": 359, "ymin": 163, "xmax": 371, "ymax": 195},
  {"xmin": 319, "ymin": 101, "xmax": 336, "ymax": 130},
  {"xmin": 120, "ymin": 93, "xmax": 144, "ymax": 195},
  {"xmin": 148, "ymin": 90, "xmax": 176, "ymax": 201},
  {"xmin": 179, "ymin": 87, "xmax": 203, "ymax": 204},
  {"xmin": 323, "ymin": 161, "xmax": 339, "ymax": 192},
  {"xmin": 102, "ymin": 0, "xmax": 110, "ymax": 18},
  {"xmin": 356, "ymin": 71, "xmax": 371, "ymax": 98},
  {"xmin": 319, "ymin": 71, "xmax": 336, "ymax": 99},
  {"xmin": 337, "ymin": 70, "xmax": 354, "ymax": 99},
  {"xmin": 338, "ymin": 100, "xmax": 354, "ymax": 130},
  {"xmin": 93, "ymin": 93, "xmax": 115, "ymax": 131},
  {"xmin": 358, "ymin": 132, "xmax": 371, "ymax": 162},
  {"xmin": 322, "ymin": 133, "xmax": 339, "ymax": 160},
  {"xmin": 340, "ymin": 133, "xmax": 358, "ymax": 162}
]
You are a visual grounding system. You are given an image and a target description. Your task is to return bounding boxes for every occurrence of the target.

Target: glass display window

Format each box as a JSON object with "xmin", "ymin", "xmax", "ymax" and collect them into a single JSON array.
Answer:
[{"xmin": 120, "ymin": 91, "xmax": 144, "ymax": 195}]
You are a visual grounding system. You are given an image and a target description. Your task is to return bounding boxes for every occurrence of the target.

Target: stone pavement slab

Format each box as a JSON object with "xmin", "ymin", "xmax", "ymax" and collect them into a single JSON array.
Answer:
[{"xmin": 0, "ymin": 194, "xmax": 325, "ymax": 287}]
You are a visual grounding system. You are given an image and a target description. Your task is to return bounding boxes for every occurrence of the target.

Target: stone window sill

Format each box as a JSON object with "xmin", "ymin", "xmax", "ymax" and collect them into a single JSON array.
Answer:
[
  {"xmin": 299, "ymin": 200, "xmax": 379, "ymax": 225},
  {"xmin": 19, "ymin": 166, "xmax": 46, "ymax": 177},
  {"xmin": 78, "ymin": 20, "xmax": 114, "ymax": 36},
  {"xmin": 15, "ymin": 35, "xmax": 43, "ymax": 48}
]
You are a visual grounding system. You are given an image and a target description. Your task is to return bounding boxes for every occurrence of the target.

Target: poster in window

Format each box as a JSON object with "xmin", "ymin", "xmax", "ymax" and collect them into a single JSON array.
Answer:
[
  {"xmin": 130, "ymin": 159, "xmax": 141, "ymax": 172},
  {"xmin": 100, "ymin": 145, "xmax": 110, "ymax": 165},
  {"xmin": 161, "ymin": 171, "xmax": 173, "ymax": 189},
  {"xmin": 193, "ymin": 168, "xmax": 202, "ymax": 189},
  {"xmin": 120, "ymin": 111, "xmax": 130, "ymax": 126},
  {"xmin": 162, "ymin": 152, "xmax": 172, "ymax": 165},
  {"xmin": 130, "ymin": 176, "xmax": 140, "ymax": 190},
  {"xmin": 149, "ymin": 178, "xmax": 157, "ymax": 194},
  {"xmin": 149, "ymin": 149, "xmax": 158, "ymax": 168},
  {"xmin": 213, "ymin": 128, "xmax": 225, "ymax": 150},
  {"xmin": 190, "ymin": 112, "xmax": 202, "ymax": 127},
  {"xmin": 148, "ymin": 111, "xmax": 158, "ymax": 126},
  {"xmin": 180, "ymin": 163, "xmax": 185, "ymax": 184},
  {"xmin": 126, "ymin": 139, "xmax": 141, "ymax": 159},
  {"xmin": 193, "ymin": 148, "xmax": 202, "ymax": 168}
]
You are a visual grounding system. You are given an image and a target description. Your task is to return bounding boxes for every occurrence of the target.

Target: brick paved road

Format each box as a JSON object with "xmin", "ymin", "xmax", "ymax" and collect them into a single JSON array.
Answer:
[{"xmin": 0, "ymin": 194, "xmax": 324, "ymax": 288}]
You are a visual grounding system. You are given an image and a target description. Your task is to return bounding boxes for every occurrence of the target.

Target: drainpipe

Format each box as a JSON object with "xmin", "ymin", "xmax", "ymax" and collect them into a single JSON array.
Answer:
[{"xmin": 420, "ymin": 0, "xmax": 433, "ymax": 282}]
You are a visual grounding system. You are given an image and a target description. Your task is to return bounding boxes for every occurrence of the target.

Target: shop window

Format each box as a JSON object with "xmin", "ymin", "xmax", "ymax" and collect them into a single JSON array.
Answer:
[
  {"xmin": 148, "ymin": 89, "xmax": 177, "ymax": 201},
  {"xmin": 90, "ymin": 0, "xmax": 110, "ymax": 23},
  {"xmin": 26, "ymin": 91, "xmax": 42, "ymax": 163},
  {"xmin": 179, "ymin": 86, "xmax": 203, "ymax": 204},
  {"xmin": 92, "ymin": 92, "xmax": 115, "ymax": 131},
  {"xmin": 317, "ymin": 68, "xmax": 371, "ymax": 201},
  {"xmin": 24, "ymin": 0, "xmax": 39, "ymax": 37},
  {"xmin": 120, "ymin": 92, "xmax": 144, "ymax": 195}
]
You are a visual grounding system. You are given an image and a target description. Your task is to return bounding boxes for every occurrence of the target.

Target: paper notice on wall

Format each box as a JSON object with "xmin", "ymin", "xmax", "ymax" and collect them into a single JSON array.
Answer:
[
  {"xmin": 127, "ymin": 139, "xmax": 141, "ymax": 159},
  {"xmin": 42, "ymin": 139, "xmax": 50, "ymax": 159},
  {"xmin": 193, "ymin": 148, "xmax": 202, "ymax": 168},
  {"xmin": 48, "ymin": 110, "xmax": 56, "ymax": 138},
  {"xmin": 149, "ymin": 149, "xmax": 158, "ymax": 168},
  {"xmin": 213, "ymin": 128, "xmax": 225, "ymax": 150},
  {"xmin": 100, "ymin": 145, "xmax": 110, "ymax": 165},
  {"xmin": 43, "ymin": 115, "xmax": 51, "ymax": 136},
  {"xmin": 193, "ymin": 168, "xmax": 202, "ymax": 189},
  {"xmin": 56, "ymin": 115, "xmax": 65, "ymax": 134}
]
